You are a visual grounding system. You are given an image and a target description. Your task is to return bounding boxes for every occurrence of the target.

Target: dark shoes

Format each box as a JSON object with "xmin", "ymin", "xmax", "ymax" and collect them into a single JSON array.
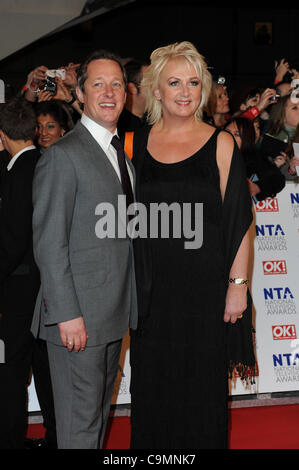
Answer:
[{"xmin": 24, "ymin": 438, "xmax": 56, "ymax": 449}]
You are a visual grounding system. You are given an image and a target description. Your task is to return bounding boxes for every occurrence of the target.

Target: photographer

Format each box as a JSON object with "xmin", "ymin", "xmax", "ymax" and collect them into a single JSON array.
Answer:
[
  {"xmin": 230, "ymin": 87, "xmax": 279, "ymax": 123},
  {"xmin": 22, "ymin": 64, "xmax": 82, "ymax": 120},
  {"xmin": 274, "ymin": 58, "xmax": 299, "ymax": 97},
  {"xmin": 204, "ymin": 79, "xmax": 277, "ymax": 128},
  {"xmin": 22, "ymin": 65, "xmax": 48, "ymax": 102}
]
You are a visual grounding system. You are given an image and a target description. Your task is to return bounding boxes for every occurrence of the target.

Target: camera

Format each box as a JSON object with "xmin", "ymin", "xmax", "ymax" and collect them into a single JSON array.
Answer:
[
  {"xmin": 217, "ymin": 76, "xmax": 226, "ymax": 86},
  {"xmin": 43, "ymin": 69, "xmax": 66, "ymax": 95},
  {"xmin": 47, "ymin": 69, "xmax": 66, "ymax": 80},
  {"xmin": 270, "ymin": 93, "xmax": 280, "ymax": 102},
  {"xmin": 44, "ymin": 75, "xmax": 57, "ymax": 95}
]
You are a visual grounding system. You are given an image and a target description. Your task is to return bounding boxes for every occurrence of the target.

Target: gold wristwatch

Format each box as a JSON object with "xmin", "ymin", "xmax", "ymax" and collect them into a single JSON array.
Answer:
[{"xmin": 228, "ymin": 278, "xmax": 249, "ymax": 286}]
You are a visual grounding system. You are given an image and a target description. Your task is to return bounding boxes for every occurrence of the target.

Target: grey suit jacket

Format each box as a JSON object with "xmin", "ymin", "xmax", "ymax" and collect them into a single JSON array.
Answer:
[{"xmin": 31, "ymin": 121, "xmax": 138, "ymax": 346}]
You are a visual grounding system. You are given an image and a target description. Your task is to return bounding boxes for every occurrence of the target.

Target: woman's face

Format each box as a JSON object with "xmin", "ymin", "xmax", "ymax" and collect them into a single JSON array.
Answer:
[
  {"xmin": 245, "ymin": 93, "xmax": 260, "ymax": 109},
  {"xmin": 154, "ymin": 57, "xmax": 202, "ymax": 120},
  {"xmin": 284, "ymin": 98, "xmax": 299, "ymax": 129},
  {"xmin": 215, "ymin": 85, "xmax": 230, "ymax": 115},
  {"xmin": 37, "ymin": 113, "xmax": 65, "ymax": 150},
  {"xmin": 225, "ymin": 121, "xmax": 242, "ymax": 149}
]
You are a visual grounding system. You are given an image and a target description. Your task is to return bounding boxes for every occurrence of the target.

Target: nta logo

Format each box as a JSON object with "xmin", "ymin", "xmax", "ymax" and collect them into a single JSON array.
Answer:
[
  {"xmin": 290, "ymin": 193, "xmax": 299, "ymax": 205},
  {"xmin": 256, "ymin": 224, "xmax": 285, "ymax": 236},
  {"xmin": 263, "ymin": 287, "xmax": 294, "ymax": 300}
]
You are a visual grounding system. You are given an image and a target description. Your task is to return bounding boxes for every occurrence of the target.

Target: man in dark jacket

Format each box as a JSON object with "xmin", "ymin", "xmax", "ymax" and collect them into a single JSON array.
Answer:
[{"xmin": 0, "ymin": 98, "xmax": 40, "ymax": 449}]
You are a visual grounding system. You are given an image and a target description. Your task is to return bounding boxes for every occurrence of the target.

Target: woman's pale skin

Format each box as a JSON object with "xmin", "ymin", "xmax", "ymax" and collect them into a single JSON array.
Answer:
[
  {"xmin": 149, "ymin": 57, "xmax": 249, "ymax": 324},
  {"xmin": 284, "ymin": 98, "xmax": 299, "ymax": 129}
]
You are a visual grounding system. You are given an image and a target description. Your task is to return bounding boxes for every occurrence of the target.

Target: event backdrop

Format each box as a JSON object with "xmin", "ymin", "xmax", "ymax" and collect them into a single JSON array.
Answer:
[{"xmin": 28, "ymin": 181, "xmax": 299, "ymax": 410}]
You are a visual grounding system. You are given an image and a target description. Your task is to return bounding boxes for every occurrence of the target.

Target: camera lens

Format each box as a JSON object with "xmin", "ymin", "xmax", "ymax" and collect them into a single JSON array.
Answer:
[{"xmin": 44, "ymin": 76, "xmax": 57, "ymax": 95}]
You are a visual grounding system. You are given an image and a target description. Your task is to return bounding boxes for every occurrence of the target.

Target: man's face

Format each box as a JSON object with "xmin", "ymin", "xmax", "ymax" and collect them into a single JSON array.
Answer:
[{"xmin": 76, "ymin": 59, "xmax": 126, "ymax": 132}]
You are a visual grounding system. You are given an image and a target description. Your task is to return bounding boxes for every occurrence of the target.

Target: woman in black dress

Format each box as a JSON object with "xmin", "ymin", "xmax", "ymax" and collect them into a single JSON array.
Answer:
[{"xmin": 129, "ymin": 41, "xmax": 255, "ymax": 449}]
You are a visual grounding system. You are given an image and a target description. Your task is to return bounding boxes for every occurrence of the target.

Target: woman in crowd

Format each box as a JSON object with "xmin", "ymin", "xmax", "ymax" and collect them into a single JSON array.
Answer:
[
  {"xmin": 129, "ymin": 41, "xmax": 255, "ymax": 449},
  {"xmin": 281, "ymin": 123, "xmax": 299, "ymax": 180},
  {"xmin": 262, "ymin": 94, "xmax": 299, "ymax": 180},
  {"xmin": 203, "ymin": 80, "xmax": 230, "ymax": 127},
  {"xmin": 35, "ymin": 100, "xmax": 73, "ymax": 153},
  {"xmin": 204, "ymin": 81, "xmax": 277, "ymax": 128},
  {"xmin": 267, "ymin": 93, "xmax": 299, "ymax": 144},
  {"xmin": 224, "ymin": 117, "xmax": 285, "ymax": 201}
]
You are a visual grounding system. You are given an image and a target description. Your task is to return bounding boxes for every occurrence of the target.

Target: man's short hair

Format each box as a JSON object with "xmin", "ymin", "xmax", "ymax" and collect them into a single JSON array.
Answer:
[
  {"xmin": 0, "ymin": 97, "xmax": 37, "ymax": 141},
  {"xmin": 77, "ymin": 49, "xmax": 127, "ymax": 93}
]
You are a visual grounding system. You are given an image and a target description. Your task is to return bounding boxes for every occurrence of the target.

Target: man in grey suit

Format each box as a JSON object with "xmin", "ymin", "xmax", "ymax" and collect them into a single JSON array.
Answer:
[{"xmin": 32, "ymin": 50, "xmax": 137, "ymax": 449}]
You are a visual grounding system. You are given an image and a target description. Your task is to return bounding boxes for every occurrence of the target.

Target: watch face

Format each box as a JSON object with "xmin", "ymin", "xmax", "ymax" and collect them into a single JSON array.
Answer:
[{"xmin": 229, "ymin": 278, "xmax": 248, "ymax": 285}]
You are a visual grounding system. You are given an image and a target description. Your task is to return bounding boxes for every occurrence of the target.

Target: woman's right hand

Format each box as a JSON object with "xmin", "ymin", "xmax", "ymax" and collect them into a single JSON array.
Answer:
[
  {"xmin": 257, "ymin": 88, "xmax": 277, "ymax": 112},
  {"xmin": 27, "ymin": 65, "xmax": 48, "ymax": 87}
]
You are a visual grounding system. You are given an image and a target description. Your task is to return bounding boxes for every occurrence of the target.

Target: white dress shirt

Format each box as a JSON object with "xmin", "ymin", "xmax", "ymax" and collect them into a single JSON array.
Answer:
[
  {"xmin": 7, "ymin": 145, "xmax": 36, "ymax": 171},
  {"xmin": 80, "ymin": 113, "xmax": 133, "ymax": 187}
]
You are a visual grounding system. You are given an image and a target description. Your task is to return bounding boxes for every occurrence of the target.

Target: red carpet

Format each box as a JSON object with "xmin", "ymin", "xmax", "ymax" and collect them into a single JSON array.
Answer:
[
  {"xmin": 26, "ymin": 404, "xmax": 299, "ymax": 449},
  {"xmin": 229, "ymin": 404, "xmax": 299, "ymax": 449}
]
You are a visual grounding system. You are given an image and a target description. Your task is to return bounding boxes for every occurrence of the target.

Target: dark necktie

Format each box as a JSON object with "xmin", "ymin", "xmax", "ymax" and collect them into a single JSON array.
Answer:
[{"xmin": 111, "ymin": 135, "xmax": 134, "ymax": 209}]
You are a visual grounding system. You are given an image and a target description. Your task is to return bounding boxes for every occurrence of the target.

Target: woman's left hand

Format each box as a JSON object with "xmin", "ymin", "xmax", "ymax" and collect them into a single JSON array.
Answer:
[{"xmin": 224, "ymin": 283, "xmax": 247, "ymax": 324}]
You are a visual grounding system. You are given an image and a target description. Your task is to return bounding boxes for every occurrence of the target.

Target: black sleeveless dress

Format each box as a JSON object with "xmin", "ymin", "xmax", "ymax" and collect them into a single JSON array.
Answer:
[{"xmin": 130, "ymin": 127, "xmax": 254, "ymax": 449}]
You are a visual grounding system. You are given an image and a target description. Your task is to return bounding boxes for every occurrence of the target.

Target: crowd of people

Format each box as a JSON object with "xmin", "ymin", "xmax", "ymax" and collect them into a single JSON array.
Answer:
[
  {"xmin": 0, "ymin": 42, "xmax": 299, "ymax": 450},
  {"xmin": 2, "ymin": 53, "xmax": 299, "ymax": 179},
  {"xmin": 7, "ymin": 53, "xmax": 299, "ymax": 193}
]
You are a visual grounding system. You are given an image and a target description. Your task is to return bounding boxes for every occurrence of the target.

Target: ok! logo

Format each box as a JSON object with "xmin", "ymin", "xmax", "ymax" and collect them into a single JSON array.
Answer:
[
  {"xmin": 272, "ymin": 325, "xmax": 297, "ymax": 341},
  {"xmin": 255, "ymin": 197, "xmax": 279, "ymax": 213},
  {"xmin": 262, "ymin": 260, "xmax": 287, "ymax": 275}
]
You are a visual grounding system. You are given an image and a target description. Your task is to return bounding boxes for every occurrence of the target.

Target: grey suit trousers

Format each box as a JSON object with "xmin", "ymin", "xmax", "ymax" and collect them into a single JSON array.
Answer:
[{"xmin": 47, "ymin": 339, "xmax": 122, "ymax": 449}]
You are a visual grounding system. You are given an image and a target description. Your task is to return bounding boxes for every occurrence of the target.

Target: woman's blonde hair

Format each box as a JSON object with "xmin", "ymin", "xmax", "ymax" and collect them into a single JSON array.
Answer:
[{"xmin": 142, "ymin": 41, "xmax": 212, "ymax": 125}]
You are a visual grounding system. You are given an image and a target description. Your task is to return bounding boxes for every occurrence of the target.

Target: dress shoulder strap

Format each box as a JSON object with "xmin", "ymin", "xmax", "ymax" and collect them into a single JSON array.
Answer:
[
  {"xmin": 208, "ymin": 126, "xmax": 230, "ymax": 153},
  {"xmin": 211, "ymin": 126, "xmax": 223, "ymax": 142}
]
